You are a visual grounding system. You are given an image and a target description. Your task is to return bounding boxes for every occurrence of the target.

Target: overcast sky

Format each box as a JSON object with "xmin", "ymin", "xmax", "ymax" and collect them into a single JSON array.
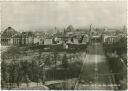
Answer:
[{"xmin": 1, "ymin": 1, "xmax": 127, "ymax": 31}]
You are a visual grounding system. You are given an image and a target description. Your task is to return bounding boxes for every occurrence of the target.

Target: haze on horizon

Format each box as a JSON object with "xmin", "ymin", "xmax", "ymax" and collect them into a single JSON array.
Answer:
[{"xmin": 1, "ymin": 1, "xmax": 127, "ymax": 31}]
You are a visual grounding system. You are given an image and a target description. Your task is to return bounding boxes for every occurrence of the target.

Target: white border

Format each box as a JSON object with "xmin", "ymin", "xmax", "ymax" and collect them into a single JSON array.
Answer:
[{"xmin": 0, "ymin": 0, "xmax": 127, "ymax": 91}]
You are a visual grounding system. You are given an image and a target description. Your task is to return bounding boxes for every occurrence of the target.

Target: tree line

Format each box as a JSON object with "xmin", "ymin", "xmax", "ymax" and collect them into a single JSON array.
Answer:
[{"xmin": 103, "ymin": 37, "xmax": 127, "ymax": 90}]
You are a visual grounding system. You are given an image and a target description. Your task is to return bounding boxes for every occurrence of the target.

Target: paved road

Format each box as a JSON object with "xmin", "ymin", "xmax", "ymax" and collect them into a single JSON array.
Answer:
[{"xmin": 75, "ymin": 43, "xmax": 118, "ymax": 90}]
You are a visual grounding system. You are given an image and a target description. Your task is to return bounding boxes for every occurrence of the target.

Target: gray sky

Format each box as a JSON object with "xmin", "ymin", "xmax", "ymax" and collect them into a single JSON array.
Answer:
[{"xmin": 2, "ymin": 1, "xmax": 127, "ymax": 31}]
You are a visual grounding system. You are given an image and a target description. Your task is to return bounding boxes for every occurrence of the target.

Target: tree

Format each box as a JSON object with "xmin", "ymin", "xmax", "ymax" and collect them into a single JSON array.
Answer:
[
  {"xmin": 62, "ymin": 54, "xmax": 68, "ymax": 68},
  {"xmin": 30, "ymin": 60, "xmax": 42, "ymax": 85},
  {"xmin": 15, "ymin": 62, "xmax": 23, "ymax": 87},
  {"xmin": 19, "ymin": 60, "xmax": 31, "ymax": 87},
  {"xmin": 45, "ymin": 54, "xmax": 51, "ymax": 66},
  {"xmin": 1, "ymin": 61, "xmax": 9, "ymax": 88}
]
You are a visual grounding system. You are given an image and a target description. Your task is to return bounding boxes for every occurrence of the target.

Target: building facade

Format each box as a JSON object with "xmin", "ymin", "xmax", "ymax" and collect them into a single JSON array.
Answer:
[
  {"xmin": 1, "ymin": 27, "xmax": 17, "ymax": 45},
  {"xmin": 12, "ymin": 32, "xmax": 34, "ymax": 45}
]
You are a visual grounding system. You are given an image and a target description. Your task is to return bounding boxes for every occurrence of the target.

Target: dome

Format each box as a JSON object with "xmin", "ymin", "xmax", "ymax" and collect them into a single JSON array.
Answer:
[
  {"xmin": 66, "ymin": 25, "xmax": 74, "ymax": 32},
  {"xmin": 1, "ymin": 27, "xmax": 17, "ymax": 38}
]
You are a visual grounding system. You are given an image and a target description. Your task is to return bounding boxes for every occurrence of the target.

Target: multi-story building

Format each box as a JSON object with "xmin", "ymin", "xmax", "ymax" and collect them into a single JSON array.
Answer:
[
  {"xmin": 11, "ymin": 33, "xmax": 22, "ymax": 45},
  {"xmin": 1, "ymin": 27, "xmax": 17, "ymax": 45},
  {"xmin": 34, "ymin": 36, "xmax": 44, "ymax": 45},
  {"xmin": 102, "ymin": 35, "xmax": 119, "ymax": 44},
  {"xmin": 44, "ymin": 38, "xmax": 53, "ymax": 45},
  {"xmin": 12, "ymin": 32, "xmax": 34, "ymax": 45},
  {"xmin": 21, "ymin": 32, "xmax": 34, "ymax": 45},
  {"xmin": 82, "ymin": 34, "xmax": 89, "ymax": 43}
]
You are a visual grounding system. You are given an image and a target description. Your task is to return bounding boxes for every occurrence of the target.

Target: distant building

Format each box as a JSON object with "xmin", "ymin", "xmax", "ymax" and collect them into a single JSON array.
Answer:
[
  {"xmin": 52, "ymin": 33, "xmax": 63, "ymax": 44},
  {"xmin": 65, "ymin": 33, "xmax": 89, "ymax": 44},
  {"xmin": 67, "ymin": 37, "xmax": 73, "ymax": 44},
  {"xmin": 1, "ymin": 27, "xmax": 17, "ymax": 45},
  {"xmin": 34, "ymin": 36, "xmax": 44, "ymax": 45},
  {"xmin": 44, "ymin": 38, "xmax": 52, "ymax": 45},
  {"xmin": 90, "ymin": 35, "xmax": 101, "ymax": 43},
  {"xmin": 72, "ymin": 37, "xmax": 79, "ymax": 44},
  {"xmin": 74, "ymin": 38, "xmax": 79, "ymax": 44},
  {"xmin": 12, "ymin": 33, "xmax": 22, "ymax": 45},
  {"xmin": 66, "ymin": 25, "xmax": 74, "ymax": 32},
  {"xmin": 66, "ymin": 36, "xmax": 79, "ymax": 44},
  {"xmin": 21, "ymin": 32, "xmax": 34, "ymax": 45},
  {"xmin": 64, "ymin": 25, "xmax": 75, "ymax": 37},
  {"xmin": 82, "ymin": 34, "xmax": 89, "ymax": 43},
  {"xmin": 102, "ymin": 35, "xmax": 119, "ymax": 44},
  {"xmin": 12, "ymin": 32, "xmax": 34, "ymax": 45}
]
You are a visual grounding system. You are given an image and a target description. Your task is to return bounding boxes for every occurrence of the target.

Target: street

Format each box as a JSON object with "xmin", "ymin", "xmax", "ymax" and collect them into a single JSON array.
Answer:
[{"xmin": 75, "ymin": 43, "xmax": 118, "ymax": 90}]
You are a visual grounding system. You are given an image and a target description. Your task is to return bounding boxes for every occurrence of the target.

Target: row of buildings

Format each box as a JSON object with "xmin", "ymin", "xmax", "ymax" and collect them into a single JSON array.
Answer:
[
  {"xmin": 1, "ymin": 26, "xmax": 89, "ymax": 46},
  {"xmin": 1, "ymin": 27, "xmax": 35, "ymax": 46},
  {"xmin": 1, "ymin": 26, "xmax": 126, "ymax": 46},
  {"xmin": 101, "ymin": 28, "xmax": 127, "ymax": 44}
]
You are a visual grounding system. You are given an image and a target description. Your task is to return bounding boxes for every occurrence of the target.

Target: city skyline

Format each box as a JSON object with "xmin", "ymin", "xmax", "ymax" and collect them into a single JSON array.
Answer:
[{"xmin": 1, "ymin": 1, "xmax": 127, "ymax": 31}]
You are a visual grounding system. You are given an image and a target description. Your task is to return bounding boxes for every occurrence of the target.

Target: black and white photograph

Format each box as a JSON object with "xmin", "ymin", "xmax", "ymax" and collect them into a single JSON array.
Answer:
[{"xmin": 0, "ymin": 1, "xmax": 127, "ymax": 90}]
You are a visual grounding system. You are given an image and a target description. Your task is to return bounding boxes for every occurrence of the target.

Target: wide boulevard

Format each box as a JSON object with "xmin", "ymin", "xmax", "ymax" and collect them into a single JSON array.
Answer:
[{"xmin": 74, "ymin": 42, "xmax": 118, "ymax": 90}]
